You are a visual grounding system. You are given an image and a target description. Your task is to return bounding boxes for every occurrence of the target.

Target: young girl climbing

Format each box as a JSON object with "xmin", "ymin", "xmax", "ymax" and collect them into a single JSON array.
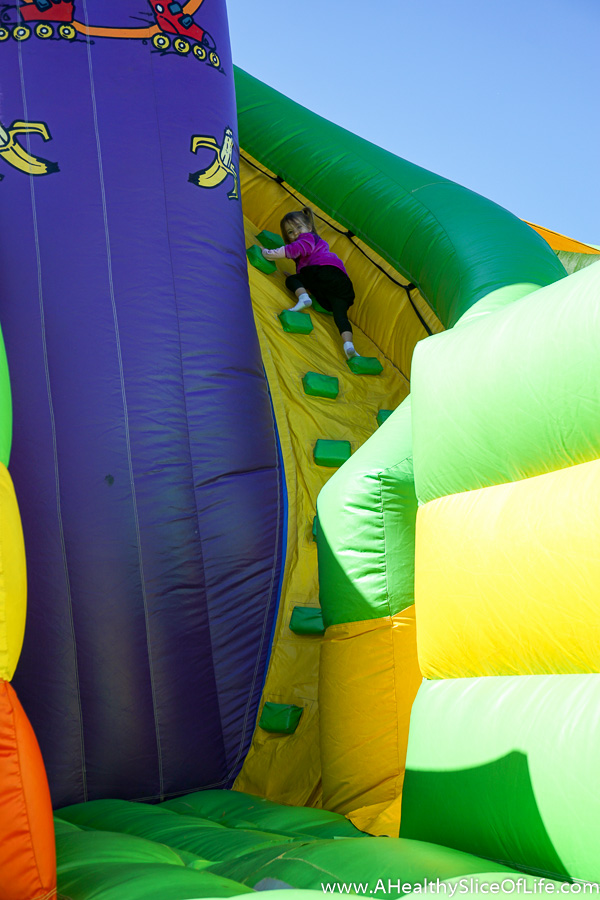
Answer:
[{"xmin": 261, "ymin": 207, "xmax": 359, "ymax": 359}]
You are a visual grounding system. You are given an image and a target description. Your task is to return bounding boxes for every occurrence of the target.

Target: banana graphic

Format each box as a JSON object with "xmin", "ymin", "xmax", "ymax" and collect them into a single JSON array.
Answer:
[
  {"xmin": 0, "ymin": 120, "xmax": 59, "ymax": 177},
  {"xmin": 189, "ymin": 127, "xmax": 238, "ymax": 200}
]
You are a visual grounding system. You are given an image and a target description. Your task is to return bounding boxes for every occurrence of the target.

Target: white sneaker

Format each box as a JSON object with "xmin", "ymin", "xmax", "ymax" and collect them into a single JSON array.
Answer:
[
  {"xmin": 288, "ymin": 294, "xmax": 312, "ymax": 312},
  {"xmin": 344, "ymin": 341, "xmax": 360, "ymax": 359}
]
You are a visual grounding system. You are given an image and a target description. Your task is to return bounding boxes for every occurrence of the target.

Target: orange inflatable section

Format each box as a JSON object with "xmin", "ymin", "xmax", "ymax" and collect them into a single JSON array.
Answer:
[
  {"xmin": 525, "ymin": 220, "xmax": 600, "ymax": 255},
  {"xmin": 0, "ymin": 680, "xmax": 56, "ymax": 900}
]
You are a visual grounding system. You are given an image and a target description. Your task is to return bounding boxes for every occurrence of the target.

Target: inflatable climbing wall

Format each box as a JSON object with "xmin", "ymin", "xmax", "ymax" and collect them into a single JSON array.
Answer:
[{"xmin": 0, "ymin": 0, "xmax": 283, "ymax": 809}]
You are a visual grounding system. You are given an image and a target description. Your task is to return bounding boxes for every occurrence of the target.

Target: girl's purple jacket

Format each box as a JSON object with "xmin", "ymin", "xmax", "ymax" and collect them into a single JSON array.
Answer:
[{"xmin": 284, "ymin": 232, "xmax": 347, "ymax": 274}]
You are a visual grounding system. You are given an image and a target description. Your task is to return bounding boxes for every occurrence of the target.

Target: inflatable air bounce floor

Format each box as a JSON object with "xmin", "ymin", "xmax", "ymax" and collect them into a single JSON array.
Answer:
[{"xmin": 1, "ymin": 1, "xmax": 599, "ymax": 897}]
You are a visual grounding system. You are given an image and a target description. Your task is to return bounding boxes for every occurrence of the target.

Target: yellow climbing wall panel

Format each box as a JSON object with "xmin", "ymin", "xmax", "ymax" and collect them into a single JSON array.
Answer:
[
  {"xmin": 234, "ymin": 158, "xmax": 439, "ymax": 807},
  {"xmin": 238, "ymin": 154, "xmax": 443, "ymax": 373}
]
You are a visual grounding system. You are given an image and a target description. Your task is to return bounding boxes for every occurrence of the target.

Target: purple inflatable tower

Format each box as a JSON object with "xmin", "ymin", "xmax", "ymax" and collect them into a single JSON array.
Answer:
[{"xmin": 0, "ymin": 0, "xmax": 282, "ymax": 808}]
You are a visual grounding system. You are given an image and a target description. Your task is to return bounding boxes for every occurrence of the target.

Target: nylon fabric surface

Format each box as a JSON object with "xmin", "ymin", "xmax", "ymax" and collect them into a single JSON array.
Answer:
[
  {"xmin": 55, "ymin": 791, "xmax": 548, "ymax": 895},
  {"xmin": 556, "ymin": 249, "xmax": 600, "ymax": 275},
  {"xmin": 208, "ymin": 834, "xmax": 532, "ymax": 892},
  {"xmin": 416, "ymin": 457, "xmax": 600, "ymax": 678},
  {"xmin": 54, "ymin": 792, "xmax": 371, "ymax": 897},
  {"xmin": 161, "ymin": 789, "xmax": 363, "ymax": 838},
  {"xmin": 315, "ymin": 397, "xmax": 422, "ymax": 833},
  {"xmin": 0, "ymin": 680, "xmax": 56, "ymax": 900},
  {"xmin": 401, "ymin": 675, "xmax": 600, "ymax": 883},
  {"xmin": 1, "ymin": 0, "xmax": 282, "ymax": 808},
  {"xmin": 235, "ymin": 153, "xmax": 433, "ymax": 815},
  {"xmin": 239, "ymin": 155, "xmax": 442, "ymax": 372},
  {"xmin": 412, "ymin": 262, "xmax": 600, "ymax": 503},
  {"xmin": 319, "ymin": 608, "xmax": 422, "ymax": 837},
  {"xmin": 525, "ymin": 221, "xmax": 600, "ymax": 255},
  {"xmin": 0, "ymin": 463, "xmax": 26, "ymax": 682},
  {"xmin": 0, "ymin": 324, "xmax": 11, "ymax": 467},
  {"xmin": 235, "ymin": 68, "xmax": 566, "ymax": 328},
  {"xmin": 234, "ymin": 207, "xmax": 408, "ymax": 807},
  {"xmin": 317, "ymin": 397, "xmax": 417, "ymax": 628}
]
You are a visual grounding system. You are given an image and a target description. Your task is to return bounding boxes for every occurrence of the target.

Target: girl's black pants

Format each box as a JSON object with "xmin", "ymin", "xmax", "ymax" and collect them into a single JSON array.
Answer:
[{"xmin": 286, "ymin": 265, "xmax": 355, "ymax": 335}]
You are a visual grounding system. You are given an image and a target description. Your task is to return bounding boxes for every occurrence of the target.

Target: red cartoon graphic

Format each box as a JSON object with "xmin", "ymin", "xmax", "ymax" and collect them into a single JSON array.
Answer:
[
  {"xmin": 0, "ymin": 0, "xmax": 221, "ymax": 68},
  {"xmin": 19, "ymin": 0, "xmax": 74, "ymax": 24},
  {"xmin": 149, "ymin": 2, "xmax": 215, "ymax": 51}
]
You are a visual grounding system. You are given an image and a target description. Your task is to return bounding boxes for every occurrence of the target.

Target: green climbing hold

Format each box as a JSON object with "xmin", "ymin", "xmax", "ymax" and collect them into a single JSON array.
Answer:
[
  {"xmin": 312, "ymin": 298, "xmax": 333, "ymax": 315},
  {"xmin": 0, "ymin": 324, "xmax": 12, "ymax": 467},
  {"xmin": 347, "ymin": 356, "xmax": 383, "ymax": 375},
  {"xmin": 313, "ymin": 439, "xmax": 352, "ymax": 467},
  {"xmin": 279, "ymin": 310, "xmax": 314, "ymax": 334},
  {"xmin": 259, "ymin": 701, "xmax": 304, "ymax": 734},
  {"xmin": 290, "ymin": 606, "xmax": 325, "ymax": 636},
  {"xmin": 377, "ymin": 409, "xmax": 394, "ymax": 426},
  {"xmin": 247, "ymin": 244, "xmax": 276, "ymax": 274},
  {"xmin": 312, "ymin": 515, "xmax": 318, "ymax": 541},
  {"xmin": 257, "ymin": 229, "xmax": 285, "ymax": 249},
  {"xmin": 302, "ymin": 372, "xmax": 339, "ymax": 400}
]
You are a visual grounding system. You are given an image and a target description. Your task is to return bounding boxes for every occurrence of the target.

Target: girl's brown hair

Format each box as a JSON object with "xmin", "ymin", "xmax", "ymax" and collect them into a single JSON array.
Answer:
[{"xmin": 280, "ymin": 207, "xmax": 319, "ymax": 243}]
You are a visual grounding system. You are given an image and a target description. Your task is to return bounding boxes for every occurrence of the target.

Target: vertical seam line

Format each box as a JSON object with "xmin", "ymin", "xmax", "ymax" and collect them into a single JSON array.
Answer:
[
  {"xmin": 82, "ymin": 0, "xmax": 164, "ymax": 797},
  {"xmin": 17, "ymin": 41, "xmax": 88, "ymax": 802},
  {"xmin": 147, "ymin": 46, "xmax": 226, "ymax": 785}
]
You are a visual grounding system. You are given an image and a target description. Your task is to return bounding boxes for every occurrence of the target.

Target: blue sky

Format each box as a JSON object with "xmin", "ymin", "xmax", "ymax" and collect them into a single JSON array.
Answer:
[{"xmin": 226, "ymin": 0, "xmax": 599, "ymax": 245}]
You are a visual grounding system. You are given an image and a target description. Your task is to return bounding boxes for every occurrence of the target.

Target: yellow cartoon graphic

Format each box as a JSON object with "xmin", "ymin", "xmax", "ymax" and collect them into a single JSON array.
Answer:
[
  {"xmin": 0, "ymin": 120, "xmax": 58, "ymax": 179},
  {"xmin": 188, "ymin": 127, "xmax": 238, "ymax": 200}
]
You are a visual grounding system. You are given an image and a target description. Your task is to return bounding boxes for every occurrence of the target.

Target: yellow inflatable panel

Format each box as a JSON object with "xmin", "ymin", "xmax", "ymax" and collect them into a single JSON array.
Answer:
[
  {"xmin": 319, "ymin": 608, "xmax": 422, "ymax": 836},
  {"xmin": 235, "ymin": 155, "xmax": 437, "ymax": 806},
  {"xmin": 235, "ymin": 209, "xmax": 410, "ymax": 805},
  {"xmin": 416, "ymin": 457, "xmax": 600, "ymax": 679},
  {"xmin": 0, "ymin": 463, "xmax": 27, "ymax": 681}
]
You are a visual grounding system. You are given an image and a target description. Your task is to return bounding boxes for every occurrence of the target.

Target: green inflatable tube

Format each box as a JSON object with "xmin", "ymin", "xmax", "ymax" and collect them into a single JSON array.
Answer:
[
  {"xmin": 0, "ymin": 323, "xmax": 12, "ymax": 466},
  {"xmin": 234, "ymin": 67, "xmax": 566, "ymax": 328},
  {"xmin": 317, "ymin": 397, "xmax": 416, "ymax": 627},
  {"xmin": 401, "ymin": 673, "xmax": 600, "ymax": 883},
  {"xmin": 412, "ymin": 262, "xmax": 600, "ymax": 503}
]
